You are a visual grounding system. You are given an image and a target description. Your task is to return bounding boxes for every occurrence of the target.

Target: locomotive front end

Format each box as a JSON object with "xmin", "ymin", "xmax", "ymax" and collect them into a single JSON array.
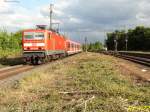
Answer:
[{"xmin": 23, "ymin": 30, "xmax": 47, "ymax": 64}]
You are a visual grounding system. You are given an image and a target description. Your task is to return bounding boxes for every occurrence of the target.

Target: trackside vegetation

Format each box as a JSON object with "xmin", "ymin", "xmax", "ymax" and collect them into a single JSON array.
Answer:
[
  {"xmin": 0, "ymin": 53, "xmax": 150, "ymax": 112},
  {"xmin": 106, "ymin": 26, "xmax": 150, "ymax": 51},
  {"xmin": 0, "ymin": 29, "xmax": 22, "ymax": 58},
  {"xmin": 82, "ymin": 41, "xmax": 104, "ymax": 52}
]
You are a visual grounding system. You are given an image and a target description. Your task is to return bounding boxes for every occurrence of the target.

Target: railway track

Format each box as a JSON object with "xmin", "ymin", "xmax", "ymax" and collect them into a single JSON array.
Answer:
[
  {"xmin": 0, "ymin": 53, "xmax": 81, "ymax": 81},
  {"xmin": 117, "ymin": 54, "xmax": 150, "ymax": 66},
  {"xmin": 0, "ymin": 65, "xmax": 34, "ymax": 80},
  {"xmin": 102, "ymin": 51, "xmax": 150, "ymax": 67},
  {"xmin": 100, "ymin": 51, "xmax": 150, "ymax": 82}
]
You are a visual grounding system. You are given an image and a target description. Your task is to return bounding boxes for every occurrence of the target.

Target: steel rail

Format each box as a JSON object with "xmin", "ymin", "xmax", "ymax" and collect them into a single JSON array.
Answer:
[{"xmin": 102, "ymin": 51, "xmax": 150, "ymax": 67}]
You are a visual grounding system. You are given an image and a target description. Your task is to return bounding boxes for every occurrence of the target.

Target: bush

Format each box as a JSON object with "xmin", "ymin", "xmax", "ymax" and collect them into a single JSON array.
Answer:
[{"xmin": 0, "ymin": 29, "xmax": 22, "ymax": 58}]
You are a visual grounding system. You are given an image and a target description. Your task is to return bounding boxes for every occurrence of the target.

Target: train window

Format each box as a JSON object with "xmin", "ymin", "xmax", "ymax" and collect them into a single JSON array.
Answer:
[
  {"xmin": 24, "ymin": 32, "xmax": 34, "ymax": 39},
  {"xmin": 34, "ymin": 32, "xmax": 44, "ymax": 39},
  {"xmin": 72, "ymin": 44, "xmax": 74, "ymax": 48},
  {"xmin": 68, "ymin": 43, "xmax": 70, "ymax": 48}
]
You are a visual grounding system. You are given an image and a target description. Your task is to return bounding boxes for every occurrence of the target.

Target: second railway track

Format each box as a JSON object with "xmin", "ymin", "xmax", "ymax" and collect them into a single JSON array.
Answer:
[
  {"xmin": 117, "ymin": 54, "xmax": 150, "ymax": 66},
  {"xmin": 102, "ymin": 51, "xmax": 150, "ymax": 67},
  {"xmin": 100, "ymin": 51, "xmax": 150, "ymax": 82},
  {"xmin": 0, "ymin": 65, "xmax": 34, "ymax": 80}
]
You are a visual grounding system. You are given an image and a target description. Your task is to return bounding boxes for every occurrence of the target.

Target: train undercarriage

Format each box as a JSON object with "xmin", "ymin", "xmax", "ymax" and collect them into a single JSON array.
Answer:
[{"xmin": 23, "ymin": 51, "xmax": 67, "ymax": 65}]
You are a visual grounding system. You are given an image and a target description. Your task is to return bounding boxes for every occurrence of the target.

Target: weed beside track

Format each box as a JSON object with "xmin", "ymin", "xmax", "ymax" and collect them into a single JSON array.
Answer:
[{"xmin": 0, "ymin": 53, "xmax": 149, "ymax": 112}]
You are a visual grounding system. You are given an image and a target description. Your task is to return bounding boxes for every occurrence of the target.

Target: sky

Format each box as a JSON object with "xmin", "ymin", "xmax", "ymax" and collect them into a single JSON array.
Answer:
[{"xmin": 0, "ymin": 0, "xmax": 150, "ymax": 43}]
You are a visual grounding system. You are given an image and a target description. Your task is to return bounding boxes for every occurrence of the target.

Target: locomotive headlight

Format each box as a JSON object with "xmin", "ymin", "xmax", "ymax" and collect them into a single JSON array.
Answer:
[
  {"xmin": 24, "ymin": 43, "xmax": 32, "ymax": 47},
  {"xmin": 36, "ymin": 43, "xmax": 45, "ymax": 46}
]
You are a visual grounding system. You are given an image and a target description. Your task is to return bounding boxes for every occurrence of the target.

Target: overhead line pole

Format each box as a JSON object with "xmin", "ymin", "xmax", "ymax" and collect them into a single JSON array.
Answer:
[
  {"xmin": 125, "ymin": 26, "xmax": 128, "ymax": 51},
  {"xmin": 114, "ymin": 34, "xmax": 118, "ymax": 52},
  {"xmin": 125, "ymin": 33, "xmax": 128, "ymax": 51},
  {"xmin": 50, "ymin": 4, "xmax": 53, "ymax": 30},
  {"xmin": 85, "ymin": 37, "xmax": 88, "ymax": 52}
]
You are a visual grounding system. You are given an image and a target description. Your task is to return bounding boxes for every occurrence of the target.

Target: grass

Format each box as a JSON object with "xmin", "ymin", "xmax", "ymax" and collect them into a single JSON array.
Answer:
[{"xmin": 0, "ymin": 53, "xmax": 149, "ymax": 112}]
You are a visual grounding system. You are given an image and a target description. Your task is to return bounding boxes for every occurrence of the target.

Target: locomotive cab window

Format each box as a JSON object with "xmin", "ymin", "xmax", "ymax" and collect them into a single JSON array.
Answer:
[
  {"xmin": 24, "ymin": 32, "xmax": 44, "ymax": 40},
  {"xmin": 24, "ymin": 32, "xmax": 34, "ymax": 39},
  {"xmin": 34, "ymin": 32, "xmax": 44, "ymax": 39}
]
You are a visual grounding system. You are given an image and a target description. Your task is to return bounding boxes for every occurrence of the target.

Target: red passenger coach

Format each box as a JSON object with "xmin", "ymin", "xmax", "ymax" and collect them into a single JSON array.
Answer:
[
  {"xmin": 66, "ymin": 40, "xmax": 82, "ymax": 55},
  {"xmin": 22, "ymin": 26, "xmax": 82, "ymax": 64}
]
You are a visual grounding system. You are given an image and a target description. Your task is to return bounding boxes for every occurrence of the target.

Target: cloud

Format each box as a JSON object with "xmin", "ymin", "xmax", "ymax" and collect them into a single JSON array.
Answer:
[
  {"xmin": 1, "ymin": 0, "xmax": 150, "ymax": 43},
  {"xmin": 0, "ymin": 1, "xmax": 48, "ymax": 31},
  {"xmin": 136, "ymin": 0, "xmax": 150, "ymax": 25},
  {"xmin": 0, "ymin": 0, "xmax": 14, "ymax": 14},
  {"xmin": 40, "ymin": 0, "xmax": 140, "ymax": 42}
]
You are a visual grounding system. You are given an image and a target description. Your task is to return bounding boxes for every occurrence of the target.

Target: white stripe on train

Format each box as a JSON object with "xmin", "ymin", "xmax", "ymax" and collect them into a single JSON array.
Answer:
[{"xmin": 24, "ymin": 43, "xmax": 45, "ymax": 47}]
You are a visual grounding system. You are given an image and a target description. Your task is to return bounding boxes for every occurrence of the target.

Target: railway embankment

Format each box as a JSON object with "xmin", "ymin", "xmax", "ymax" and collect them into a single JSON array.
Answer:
[{"xmin": 0, "ymin": 53, "xmax": 149, "ymax": 112}]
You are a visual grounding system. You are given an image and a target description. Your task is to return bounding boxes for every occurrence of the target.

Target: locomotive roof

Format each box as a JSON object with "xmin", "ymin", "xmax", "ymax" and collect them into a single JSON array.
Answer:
[{"xmin": 66, "ymin": 39, "xmax": 81, "ymax": 45}]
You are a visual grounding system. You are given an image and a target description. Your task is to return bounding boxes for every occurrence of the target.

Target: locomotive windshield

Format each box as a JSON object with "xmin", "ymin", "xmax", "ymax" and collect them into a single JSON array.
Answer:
[
  {"xmin": 34, "ymin": 32, "xmax": 44, "ymax": 39},
  {"xmin": 24, "ymin": 32, "xmax": 44, "ymax": 40},
  {"xmin": 24, "ymin": 32, "xmax": 34, "ymax": 39}
]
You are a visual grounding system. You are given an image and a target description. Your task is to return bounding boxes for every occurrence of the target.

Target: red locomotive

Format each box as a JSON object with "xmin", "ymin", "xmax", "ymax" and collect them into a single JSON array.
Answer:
[{"xmin": 22, "ymin": 25, "xmax": 82, "ymax": 64}]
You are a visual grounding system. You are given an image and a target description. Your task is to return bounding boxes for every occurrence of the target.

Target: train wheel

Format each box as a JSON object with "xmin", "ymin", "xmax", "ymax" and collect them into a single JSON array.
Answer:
[
  {"xmin": 42, "ymin": 59, "xmax": 46, "ymax": 64},
  {"xmin": 31, "ymin": 57, "xmax": 35, "ymax": 65},
  {"xmin": 60, "ymin": 54, "xmax": 64, "ymax": 59},
  {"xmin": 43, "ymin": 56, "xmax": 48, "ymax": 63},
  {"xmin": 48, "ymin": 55, "xmax": 52, "ymax": 62},
  {"xmin": 35, "ymin": 57, "xmax": 39, "ymax": 65},
  {"xmin": 52, "ymin": 55, "xmax": 56, "ymax": 60}
]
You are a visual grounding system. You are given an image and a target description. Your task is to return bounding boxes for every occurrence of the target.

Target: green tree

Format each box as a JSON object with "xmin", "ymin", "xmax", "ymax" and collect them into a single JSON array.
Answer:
[
  {"xmin": 0, "ymin": 29, "xmax": 22, "ymax": 58},
  {"xmin": 106, "ymin": 26, "xmax": 150, "ymax": 51}
]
